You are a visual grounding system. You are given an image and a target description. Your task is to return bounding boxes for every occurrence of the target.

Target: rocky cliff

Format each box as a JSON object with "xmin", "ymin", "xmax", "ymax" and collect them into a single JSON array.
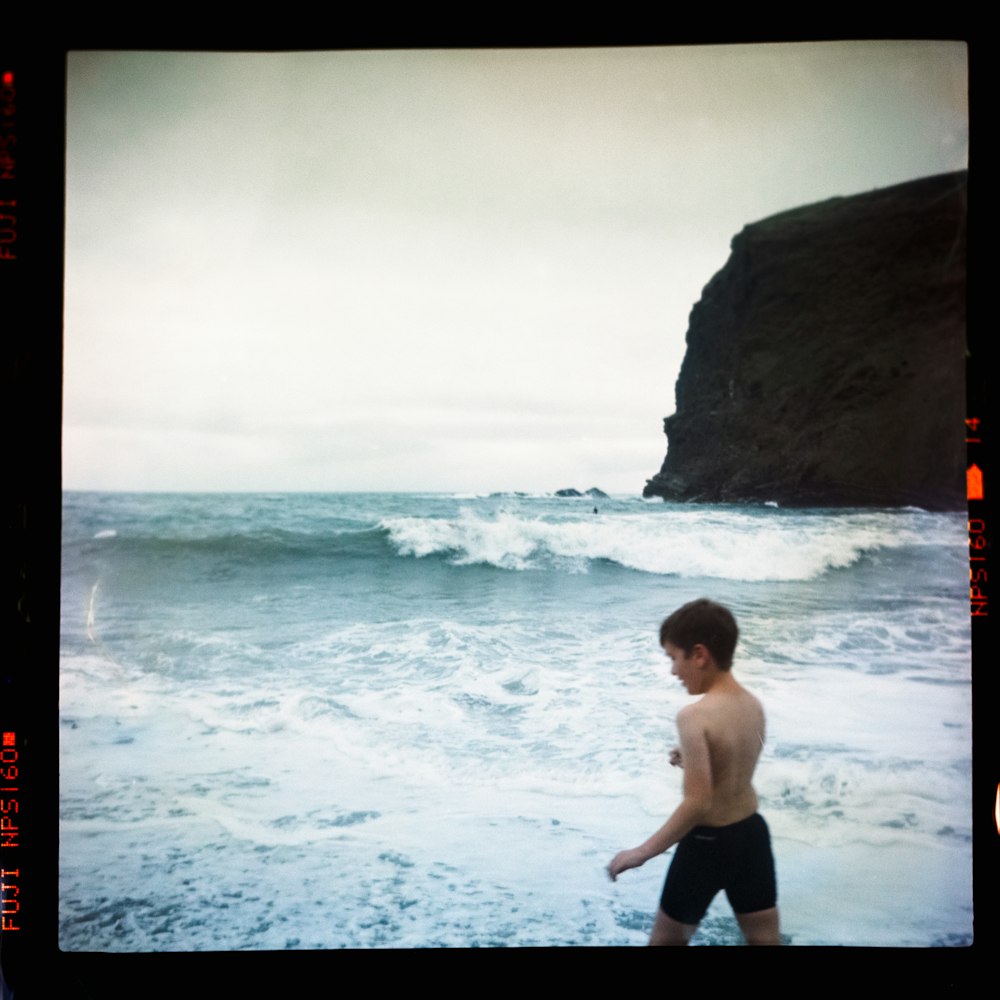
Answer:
[{"xmin": 643, "ymin": 171, "xmax": 967, "ymax": 509}]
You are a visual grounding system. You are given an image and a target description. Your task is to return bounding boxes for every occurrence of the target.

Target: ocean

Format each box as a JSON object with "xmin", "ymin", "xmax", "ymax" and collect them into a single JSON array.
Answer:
[{"xmin": 59, "ymin": 490, "xmax": 973, "ymax": 948}]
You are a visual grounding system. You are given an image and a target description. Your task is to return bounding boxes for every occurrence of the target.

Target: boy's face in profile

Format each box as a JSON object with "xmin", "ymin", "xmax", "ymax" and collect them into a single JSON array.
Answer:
[{"xmin": 663, "ymin": 641, "xmax": 707, "ymax": 694}]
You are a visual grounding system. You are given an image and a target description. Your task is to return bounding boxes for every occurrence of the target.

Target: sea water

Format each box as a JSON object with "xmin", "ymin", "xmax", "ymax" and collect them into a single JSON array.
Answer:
[{"xmin": 59, "ymin": 491, "xmax": 973, "ymax": 949}]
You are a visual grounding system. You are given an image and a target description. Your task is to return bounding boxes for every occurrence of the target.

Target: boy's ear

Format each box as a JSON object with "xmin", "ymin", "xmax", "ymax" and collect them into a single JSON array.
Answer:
[{"xmin": 690, "ymin": 643, "xmax": 710, "ymax": 667}]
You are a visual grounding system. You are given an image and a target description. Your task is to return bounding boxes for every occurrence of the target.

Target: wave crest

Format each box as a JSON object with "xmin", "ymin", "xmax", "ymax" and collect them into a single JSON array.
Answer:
[{"xmin": 379, "ymin": 509, "xmax": 945, "ymax": 581}]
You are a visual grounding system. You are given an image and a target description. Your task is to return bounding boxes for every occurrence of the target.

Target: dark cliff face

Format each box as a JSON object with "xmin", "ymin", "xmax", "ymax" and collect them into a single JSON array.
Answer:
[{"xmin": 643, "ymin": 171, "xmax": 967, "ymax": 509}]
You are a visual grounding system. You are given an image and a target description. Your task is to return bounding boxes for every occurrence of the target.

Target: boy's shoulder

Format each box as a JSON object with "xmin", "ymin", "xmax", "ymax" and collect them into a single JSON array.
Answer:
[{"xmin": 685, "ymin": 675, "xmax": 764, "ymax": 719}]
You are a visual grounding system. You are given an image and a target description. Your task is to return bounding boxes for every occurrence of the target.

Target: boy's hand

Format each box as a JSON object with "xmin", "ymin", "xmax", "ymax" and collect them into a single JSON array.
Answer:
[
  {"xmin": 669, "ymin": 746, "xmax": 683, "ymax": 768},
  {"xmin": 607, "ymin": 848, "xmax": 646, "ymax": 881}
]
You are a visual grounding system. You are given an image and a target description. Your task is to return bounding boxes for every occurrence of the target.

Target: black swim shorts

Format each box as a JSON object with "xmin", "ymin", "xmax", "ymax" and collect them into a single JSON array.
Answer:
[{"xmin": 660, "ymin": 812, "xmax": 777, "ymax": 924}]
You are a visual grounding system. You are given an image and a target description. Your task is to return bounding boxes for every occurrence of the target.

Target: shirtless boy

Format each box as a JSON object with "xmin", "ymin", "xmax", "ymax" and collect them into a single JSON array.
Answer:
[{"xmin": 607, "ymin": 599, "xmax": 780, "ymax": 946}]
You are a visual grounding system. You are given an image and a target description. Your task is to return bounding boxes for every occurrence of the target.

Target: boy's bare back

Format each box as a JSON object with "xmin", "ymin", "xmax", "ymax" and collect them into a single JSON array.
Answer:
[{"xmin": 676, "ymin": 675, "xmax": 765, "ymax": 827}]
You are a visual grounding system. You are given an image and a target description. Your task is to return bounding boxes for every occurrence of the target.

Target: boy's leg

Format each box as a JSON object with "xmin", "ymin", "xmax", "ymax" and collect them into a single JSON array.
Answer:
[
  {"xmin": 734, "ymin": 906, "xmax": 781, "ymax": 946},
  {"xmin": 649, "ymin": 908, "xmax": 699, "ymax": 946},
  {"xmin": 655, "ymin": 833, "xmax": 715, "ymax": 945}
]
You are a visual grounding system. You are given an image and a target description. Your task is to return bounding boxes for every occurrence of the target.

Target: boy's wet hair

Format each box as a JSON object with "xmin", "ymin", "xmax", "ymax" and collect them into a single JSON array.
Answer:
[{"xmin": 659, "ymin": 599, "xmax": 739, "ymax": 670}]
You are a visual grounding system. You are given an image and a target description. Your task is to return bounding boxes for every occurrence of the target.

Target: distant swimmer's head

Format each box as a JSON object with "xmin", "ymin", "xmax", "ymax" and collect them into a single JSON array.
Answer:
[{"xmin": 659, "ymin": 599, "xmax": 738, "ymax": 672}]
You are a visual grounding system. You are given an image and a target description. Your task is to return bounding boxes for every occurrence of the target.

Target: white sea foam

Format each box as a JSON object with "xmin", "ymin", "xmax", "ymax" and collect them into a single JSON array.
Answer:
[{"xmin": 381, "ymin": 508, "xmax": 956, "ymax": 581}]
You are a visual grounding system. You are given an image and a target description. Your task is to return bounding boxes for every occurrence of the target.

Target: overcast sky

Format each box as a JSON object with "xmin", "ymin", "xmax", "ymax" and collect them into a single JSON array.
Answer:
[{"xmin": 63, "ymin": 42, "xmax": 968, "ymax": 494}]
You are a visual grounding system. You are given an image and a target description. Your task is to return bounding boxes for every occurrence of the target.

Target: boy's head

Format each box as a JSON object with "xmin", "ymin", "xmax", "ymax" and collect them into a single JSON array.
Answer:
[{"xmin": 659, "ymin": 599, "xmax": 739, "ymax": 670}]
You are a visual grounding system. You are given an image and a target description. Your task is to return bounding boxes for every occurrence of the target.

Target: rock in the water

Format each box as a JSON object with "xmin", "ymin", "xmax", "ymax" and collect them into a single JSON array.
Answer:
[{"xmin": 644, "ymin": 171, "xmax": 967, "ymax": 509}]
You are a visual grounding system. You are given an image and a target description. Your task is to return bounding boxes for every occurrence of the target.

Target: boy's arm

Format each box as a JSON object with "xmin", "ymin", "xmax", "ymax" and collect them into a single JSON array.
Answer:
[{"xmin": 607, "ymin": 708, "xmax": 713, "ymax": 881}]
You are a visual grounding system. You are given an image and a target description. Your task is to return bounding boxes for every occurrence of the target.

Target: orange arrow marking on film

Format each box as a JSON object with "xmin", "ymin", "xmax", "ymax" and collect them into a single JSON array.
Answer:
[{"xmin": 967, "ymin": 465, "xmax": 984, "ymax": 501}]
